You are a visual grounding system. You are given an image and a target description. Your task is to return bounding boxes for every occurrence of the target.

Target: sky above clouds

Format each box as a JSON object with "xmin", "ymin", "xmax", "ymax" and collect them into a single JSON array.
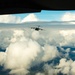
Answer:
[
  {"xmin": 15, "ymin": 10, "xmax": 75, "ymax": 21},
  {"xmin": 0, "ymin": 10, "xmax": 75, "ymax": 23}
]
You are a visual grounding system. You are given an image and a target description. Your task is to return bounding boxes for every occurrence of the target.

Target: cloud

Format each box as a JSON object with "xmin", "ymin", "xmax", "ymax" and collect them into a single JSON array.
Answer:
[
  {"xmin": 4, "ymin": 37, "xmax": 41, "ymax": 75},
  {"xmin": 0, "ymin": 15, "xmax": 21, "ymax": 23},
  {"xmin": 36, "ymin": 72, "xmax": 45, "ymax": 75},
  {"xmin": 61, "ymin": 12, "xmax": 75, "ymax": 24},
  {"xmin": 0, "ymin": 52, "xmax": 6, "ymax": 66},
  {"xmin": 0, "ymin": 27, "xmax": 75, "ymax": 75},
  {"xmin": 41, "ymin": 58, "xmax": 75, "ymax": 75},
  {"xmin": 43, "ymin": 63, "xmax": 59, "ymax": 75},
  {"xmin": 56, "ymin": 58, "xmax": 74, "ymax": 75},
  {"xmin": 0, "ymin": 30, "xmax": 13, "ymax": 49},
  {"xmin": 71, "ymin": 61, "xmax": 75, "ymax": 75},
  {"xmin": 0, "ymin": 28, "xmax": 60, "ymax": 75},
  {"xmin": 21, "ymin": 13, "xmax": 39, "ymax": 23},
  {"xmin": 72, "ymin": 51, "xmax": 75, "ymax": 53},
  {"xmin": 42, "ymin": 44, "xmax": 59, "ymax": 62},
  {"xmin": 9, "ymin": 68, "xmax": 28, "ymax": 75},
  {"xmin": 31, "ymin": 31, "xmax": 40, "ymax": 40},
  {"xmin": 59, "ymin": 30, "xmax": 75, "ymax": 46}
]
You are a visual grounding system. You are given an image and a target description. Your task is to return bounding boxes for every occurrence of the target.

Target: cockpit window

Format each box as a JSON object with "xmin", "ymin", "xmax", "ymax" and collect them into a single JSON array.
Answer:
[{"xmin": 0, "ymin": 10, "xmax": 75, "ymax": 75}]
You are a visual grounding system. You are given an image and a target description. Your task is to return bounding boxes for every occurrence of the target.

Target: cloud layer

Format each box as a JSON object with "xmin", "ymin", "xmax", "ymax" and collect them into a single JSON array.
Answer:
[
  {"xmin": 0, "ymin": 15, "xmax": 21, "ymax": 23},
  {"xmin": 0, "ymin": 28, "xmax": 75, "ymax": 75}
]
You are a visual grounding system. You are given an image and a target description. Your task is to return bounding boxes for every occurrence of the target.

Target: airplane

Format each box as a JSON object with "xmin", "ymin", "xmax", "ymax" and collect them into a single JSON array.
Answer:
[{"xmin": 31, "ymin": 25, "xmax": 43, "ymax": 31}]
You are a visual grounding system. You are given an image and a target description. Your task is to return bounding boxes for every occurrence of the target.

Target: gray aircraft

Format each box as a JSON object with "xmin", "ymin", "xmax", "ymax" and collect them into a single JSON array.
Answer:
[{"xmin": 31, "ymin": 25, "xmax": 43, "ymax": 31}]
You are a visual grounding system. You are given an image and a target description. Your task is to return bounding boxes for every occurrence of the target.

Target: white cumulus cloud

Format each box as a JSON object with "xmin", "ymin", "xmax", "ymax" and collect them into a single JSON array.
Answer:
[
  {"xmin": 4, "ymin": 37, "xmax": 41, "ymax": 75},
  {"xmin": 0, "ymin": 27, "xmax": 75, "ymax": 75},
  {"xmin": 0, "ymin": 15, "xmax": 21, "ymax": 23},
  {"xmin": 61, "ymin": 12, "xmax": 75, "ymax": 24},
  {"xmin": 42, "ymin": 44, "xmax": 59, "ymax": 62},
  {"xmin": 0, "ymin": 52, "xmax": 6, "ymax": 66},
  {"xmin": 36, "ymin": 72, "xmax": 45, "ymax": 75},
  {"xmin": 21, "ymin": 13, "xmax": 39, "ymax": 23}
]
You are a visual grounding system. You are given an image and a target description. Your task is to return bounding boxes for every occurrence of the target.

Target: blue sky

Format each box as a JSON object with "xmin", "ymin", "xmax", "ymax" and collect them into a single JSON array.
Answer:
[{"xmin": 13, "ymin": 10, "xmax": 75, "ymax": 21}]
